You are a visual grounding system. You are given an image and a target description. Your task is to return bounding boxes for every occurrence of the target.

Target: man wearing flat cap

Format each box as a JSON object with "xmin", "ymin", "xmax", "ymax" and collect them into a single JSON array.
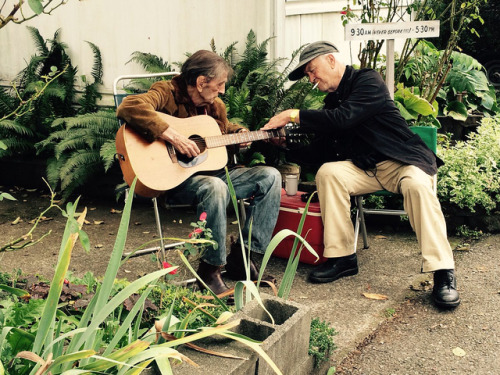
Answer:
[{"xmin": 263, "ymin": 41, "xmax": 460, "ymax": 309}]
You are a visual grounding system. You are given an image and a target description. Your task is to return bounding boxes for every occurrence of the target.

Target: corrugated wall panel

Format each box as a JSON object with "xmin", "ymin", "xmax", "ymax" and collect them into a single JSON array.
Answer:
[{"xmin": 1, "ymin": 0, "xmax": 352, "ymax": 105}]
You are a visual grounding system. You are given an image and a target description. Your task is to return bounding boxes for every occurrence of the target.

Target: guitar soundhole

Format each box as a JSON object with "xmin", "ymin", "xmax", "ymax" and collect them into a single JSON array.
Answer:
[{"xmin": 175, "ymin": 135, "xmax": 207, "ymax": 166}]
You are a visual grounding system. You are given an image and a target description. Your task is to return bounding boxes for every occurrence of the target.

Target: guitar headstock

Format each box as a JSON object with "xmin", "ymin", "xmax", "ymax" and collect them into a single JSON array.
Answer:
[{"xmin": 284, "ymin": 123, "xmax": 313, "ymax": 148}]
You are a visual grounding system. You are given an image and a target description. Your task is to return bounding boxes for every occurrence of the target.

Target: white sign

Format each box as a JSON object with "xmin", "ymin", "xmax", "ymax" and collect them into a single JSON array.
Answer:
[{"xmin": 345, "ymin": 21, "xmax": 440, "ymax": 41}]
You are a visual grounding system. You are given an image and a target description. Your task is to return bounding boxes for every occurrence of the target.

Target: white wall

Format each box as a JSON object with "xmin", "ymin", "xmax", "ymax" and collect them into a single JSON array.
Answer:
[{"xmin": 1, "ymin": 0, "xmax": 356, "ymax": 105}]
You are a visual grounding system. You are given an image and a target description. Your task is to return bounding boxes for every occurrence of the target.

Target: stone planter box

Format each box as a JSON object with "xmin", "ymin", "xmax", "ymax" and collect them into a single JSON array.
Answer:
[
  {"xmin": 438, "ymin": 114, "xmax": 483, "ymax": 141},
  {"xmin": 443, "ymin": 205, "xmax": 500, "ymax": 233},
  {"xmin": 157, "ymin": 294, "xmax": 315, "ymax": 375}
]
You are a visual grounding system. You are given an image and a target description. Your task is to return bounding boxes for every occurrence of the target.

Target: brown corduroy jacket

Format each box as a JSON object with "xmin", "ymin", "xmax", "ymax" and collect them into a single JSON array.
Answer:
[{"xmin": 116, "ymin": 75, "xmax": 244, "ymax": 144}]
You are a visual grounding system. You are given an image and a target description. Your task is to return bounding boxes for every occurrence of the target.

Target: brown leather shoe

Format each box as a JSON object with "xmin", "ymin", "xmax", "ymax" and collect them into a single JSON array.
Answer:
[
  {"xmin": 196, "ymin": 261, "xmax": 230, "ymax": 296},
  {"xmin": 225, "ymin": 242, "xmax": 276, "ymax": 286}
]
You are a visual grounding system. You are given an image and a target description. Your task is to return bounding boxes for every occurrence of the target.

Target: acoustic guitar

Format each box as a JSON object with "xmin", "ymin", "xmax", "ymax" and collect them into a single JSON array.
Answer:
[{"xmin": 115, "ymin": 113, "xmax": 295, "ymax": 198}]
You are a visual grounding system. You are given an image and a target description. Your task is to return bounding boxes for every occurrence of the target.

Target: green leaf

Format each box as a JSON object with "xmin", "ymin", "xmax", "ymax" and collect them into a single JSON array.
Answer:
[
  {"xmin": 81, "ymin": 341, "xmax": 149, "ymax": 371},
  {"xmin": 102, "ymin": 287, "xmax": 154, "ymax": 355},
  {"xmin": 78, "ymin": 230, "xmax": 91, "ymax": 253},
  {"xmin": 47, "ymin": 350, "xmax": 96, "ymax": 371},
  {"xmin": 0, "ymin": 284, "xmax": 30, "ymax": 297},
  {"xmin": 395, "ymin": 101, "xmax": 417, "ymax": 120},
  {"xmin": 0, "ymin": 192, "xmax": 16, "ymax": 201},
  {"xmin": 475, "ymin": 87, "xmax": 496, "ymax": 111},
  {"xmin": 28, "ymin": 0, "xmax": 43, "ymax": 14},
  {"xmin": 395, "ymin": 86, "xmax": 436, "ymax": 118},
  {"xmin": 444, "ymin": 101, "xmax": 468, "ymax": 121},
  {"xmin": 32, "ymin": 206, "xmax": 86, "ymax": 353}
]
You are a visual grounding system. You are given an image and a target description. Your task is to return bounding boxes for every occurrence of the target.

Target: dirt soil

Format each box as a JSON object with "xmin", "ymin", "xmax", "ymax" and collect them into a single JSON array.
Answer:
[{"xmin": 0, "ymin": 186, "xmax": 215, "ymax": 282}]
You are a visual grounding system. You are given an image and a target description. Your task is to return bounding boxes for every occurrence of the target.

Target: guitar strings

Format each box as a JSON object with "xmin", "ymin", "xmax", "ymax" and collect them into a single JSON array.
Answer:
[{"xmin": 187, "ymin": 130, "xmax": 276, "ymax": 148}]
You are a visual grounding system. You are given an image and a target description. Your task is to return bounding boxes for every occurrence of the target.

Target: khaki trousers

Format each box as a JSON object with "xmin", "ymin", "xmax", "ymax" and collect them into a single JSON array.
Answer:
[{"xmin": 316, "ymin": 160, "xmax": 454, "ymax": 272}]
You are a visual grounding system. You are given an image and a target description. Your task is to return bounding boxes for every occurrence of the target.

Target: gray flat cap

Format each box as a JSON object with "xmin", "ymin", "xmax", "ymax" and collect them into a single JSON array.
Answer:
[{"xmin": 288, "ymin": 41, "xmax": 339, "ymax": 81}]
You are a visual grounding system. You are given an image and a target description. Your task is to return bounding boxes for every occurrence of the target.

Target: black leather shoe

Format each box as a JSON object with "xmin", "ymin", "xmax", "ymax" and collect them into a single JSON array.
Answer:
[
  {"xmin": 432, "ymin": 269, "xmax": 460, "ymax": 308},
  {"xmin": 309, "ymin": 254, "xmax": 358, "ymax": 283}
]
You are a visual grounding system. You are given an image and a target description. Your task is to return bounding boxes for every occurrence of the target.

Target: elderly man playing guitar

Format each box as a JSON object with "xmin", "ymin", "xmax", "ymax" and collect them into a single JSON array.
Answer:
[{"xmin": 117, "ymin": 50, "xmax": 281, "ymax": 297}]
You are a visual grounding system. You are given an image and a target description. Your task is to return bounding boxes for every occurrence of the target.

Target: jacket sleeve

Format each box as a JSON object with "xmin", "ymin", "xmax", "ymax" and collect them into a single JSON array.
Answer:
[
  {"xmin": 116, "ymin": 81, "xmax": 176, "ymax": 142},
  {"xmin": 300, "ymin": 70, "xmax": 392, "ymax": 134}
]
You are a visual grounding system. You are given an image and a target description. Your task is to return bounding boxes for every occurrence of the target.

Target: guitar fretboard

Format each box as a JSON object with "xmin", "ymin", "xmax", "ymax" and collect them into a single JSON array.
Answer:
[{"xmin": 205, "ymin": 128, "xmax": 285, "ymax": 148}]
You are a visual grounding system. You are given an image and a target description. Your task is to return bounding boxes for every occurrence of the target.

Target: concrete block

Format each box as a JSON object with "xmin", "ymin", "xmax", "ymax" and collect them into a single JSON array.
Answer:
[
  {"xmin": 235, "ymin": 295, "xmax": 312, "ymax": 375},
  {"xmin": 160, "ymin": 294, "xmax": 312, "ymax": 374}
]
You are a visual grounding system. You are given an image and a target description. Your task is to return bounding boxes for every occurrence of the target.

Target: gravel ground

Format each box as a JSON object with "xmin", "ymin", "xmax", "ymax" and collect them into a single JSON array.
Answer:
[{"xmin": 335, "ymin": 234, "xmax": 500, "ymax": 375}]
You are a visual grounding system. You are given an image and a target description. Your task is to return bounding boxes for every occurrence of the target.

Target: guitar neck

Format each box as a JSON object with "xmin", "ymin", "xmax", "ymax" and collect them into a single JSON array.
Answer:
[{"xmin": 205, "ymin": 128, "xmax": 285, "ymax": 148}]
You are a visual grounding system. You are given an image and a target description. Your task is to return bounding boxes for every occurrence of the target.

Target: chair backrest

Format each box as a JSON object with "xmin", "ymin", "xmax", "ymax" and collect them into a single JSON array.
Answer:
[
  {"xmin": 113, "ymin": 72, "xmax": 180, "ymax": 119},
  {"xmin": 409, "ymin": 126, "xmax": 437, "ymax": 153}
]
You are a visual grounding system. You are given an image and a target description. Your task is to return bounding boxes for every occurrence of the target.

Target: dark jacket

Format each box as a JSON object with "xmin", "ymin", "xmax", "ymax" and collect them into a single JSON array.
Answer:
[{"xmin": 298, "ymin": 66, "xmax": 441, "ymax": 175}]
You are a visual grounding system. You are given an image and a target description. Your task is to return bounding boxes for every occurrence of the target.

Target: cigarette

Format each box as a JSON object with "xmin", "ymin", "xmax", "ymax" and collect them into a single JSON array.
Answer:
[{"xmin": 312, "ymin": 82, "xmax": 319, "ymax": 90}]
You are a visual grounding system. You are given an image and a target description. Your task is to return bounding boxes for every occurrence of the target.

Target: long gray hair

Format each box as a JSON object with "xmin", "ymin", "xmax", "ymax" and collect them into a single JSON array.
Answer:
[{"xmin": 181, "ymin": 50, "xmax": 233, "ymax": 86}]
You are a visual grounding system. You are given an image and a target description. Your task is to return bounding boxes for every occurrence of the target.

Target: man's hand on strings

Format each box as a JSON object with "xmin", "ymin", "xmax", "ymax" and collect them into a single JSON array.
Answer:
[
  {"xmin": 161, "ymin": 127, "xmax": 200, "ymax": 158},
  {"xmin": 262, "ymin": 109, "xmax": 296, "ymax": 130}
]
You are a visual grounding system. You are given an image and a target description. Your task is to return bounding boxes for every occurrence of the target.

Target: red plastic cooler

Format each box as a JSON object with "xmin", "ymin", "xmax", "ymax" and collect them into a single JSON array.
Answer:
[{"xmin": 272, "ymin": 189, "xmax": 327, "ymax": 264}]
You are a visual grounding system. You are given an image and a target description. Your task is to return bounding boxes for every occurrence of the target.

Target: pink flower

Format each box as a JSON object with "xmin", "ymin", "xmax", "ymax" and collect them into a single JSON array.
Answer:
[
  {"xmin": 189, "ymin": 227, "xmax": 203, "ymax": 238},
  {"xmin": 162, "ymin": 261, "xmax": 178, "ymax": 274},
  {"xmin": 64, "ymin": 279, "xmax": 70, "ymax": 285},
  {"xmin": 199, "ymin": 212, "xmax": 207, "ymax": 221},
  {"xmin": 341, "ymin": 10, "xmax": 347, "ymax": 15}
]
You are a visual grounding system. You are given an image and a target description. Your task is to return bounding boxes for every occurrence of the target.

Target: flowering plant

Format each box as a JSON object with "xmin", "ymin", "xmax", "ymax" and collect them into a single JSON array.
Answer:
[
  {"xmin": 162, "ymin": 260, "xmax": 179, "ymax": 280},
  {"xmin": 181, "ymin": 212, "xmax": 217, "ymax": 258}
]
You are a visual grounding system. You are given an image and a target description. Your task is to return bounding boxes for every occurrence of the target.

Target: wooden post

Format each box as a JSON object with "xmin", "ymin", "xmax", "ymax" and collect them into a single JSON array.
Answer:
[{"xmin": 386, "ymin": 39, "xmax": 395, "ymax": 99}]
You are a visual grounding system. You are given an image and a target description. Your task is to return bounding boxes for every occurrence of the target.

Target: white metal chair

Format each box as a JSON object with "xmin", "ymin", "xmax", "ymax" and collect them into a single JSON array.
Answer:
[
  {"xmin": 113, "ymin": 72, "xmax": 185, "ymax": 260},
  {"xmin": 353, "ymin": 126, "xmax": 438, "ymax": 250}
]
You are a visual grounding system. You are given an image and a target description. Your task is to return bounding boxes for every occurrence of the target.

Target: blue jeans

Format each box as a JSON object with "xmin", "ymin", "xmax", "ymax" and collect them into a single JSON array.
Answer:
[{"xmin": 167, "ymin": 166, "xmax": 282, "ymax": 266}]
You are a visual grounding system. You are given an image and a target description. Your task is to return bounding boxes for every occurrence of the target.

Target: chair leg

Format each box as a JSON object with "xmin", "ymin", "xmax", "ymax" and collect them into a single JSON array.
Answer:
[
  {"xmin": 355, "ymin": 196, "xmax": 370, "ymax": 250},
  {"xmin": 354, "ymin": 202, "xmax": 360, "ymax": 252},
  {"xmin": 152, "ymin": 197, "xmax": 166, "ymax": 263},
  {"xmin": 121, "ymin": 193, "xmax": 184, "ymax": 259}
]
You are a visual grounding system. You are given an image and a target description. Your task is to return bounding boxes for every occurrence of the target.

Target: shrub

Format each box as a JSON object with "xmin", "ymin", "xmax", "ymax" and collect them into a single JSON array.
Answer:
[
  {"xmin": 35, "ymin": 110, "xmax": 119, "ymax": 201},
  {"xmin": 309, "ymin": 318, "xmax": 337, "ymax": 367},
  {"xmin": 437, "ymin": 115, "xmax": 500, "ymax": 213}
]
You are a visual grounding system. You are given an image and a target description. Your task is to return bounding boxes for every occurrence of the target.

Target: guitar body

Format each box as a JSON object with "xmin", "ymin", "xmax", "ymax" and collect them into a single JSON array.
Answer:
[{"xmin": 115, "ymin": 114, "xmax": 228, "ymax": 198}]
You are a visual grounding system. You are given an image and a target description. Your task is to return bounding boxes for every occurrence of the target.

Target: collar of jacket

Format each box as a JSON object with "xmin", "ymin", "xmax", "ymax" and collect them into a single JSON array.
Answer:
[
  {"xmin": 171, "ymin": 75, "xmax": 193, "ymax": 105},
  {"xmin": 323, "ymin": 65, "xmax": 355, "ymax": 106}
]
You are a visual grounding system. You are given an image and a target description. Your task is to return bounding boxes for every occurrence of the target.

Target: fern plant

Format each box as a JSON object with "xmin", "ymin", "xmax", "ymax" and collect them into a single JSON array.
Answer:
[
  {"xmin": 0, "ymin": 27, "xmax": 77, "ymax": 159},
  {"xmin": 36, "ymin": 110, "xmax": 119, "ymax": 200},
  {"xmin": 78, "ymin": 41, "xmax": 104, "ymax": 113},
  {"xmin": 218, "ymin": 30, "xmax": 326, "ymax": 165},
  {"xmin": 34, "ymin": 38, "xmax": 119, "ymax": 200},
  {"xmin": 121, "ymin": 51, "xmax": 176, "ymax": 92}
]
